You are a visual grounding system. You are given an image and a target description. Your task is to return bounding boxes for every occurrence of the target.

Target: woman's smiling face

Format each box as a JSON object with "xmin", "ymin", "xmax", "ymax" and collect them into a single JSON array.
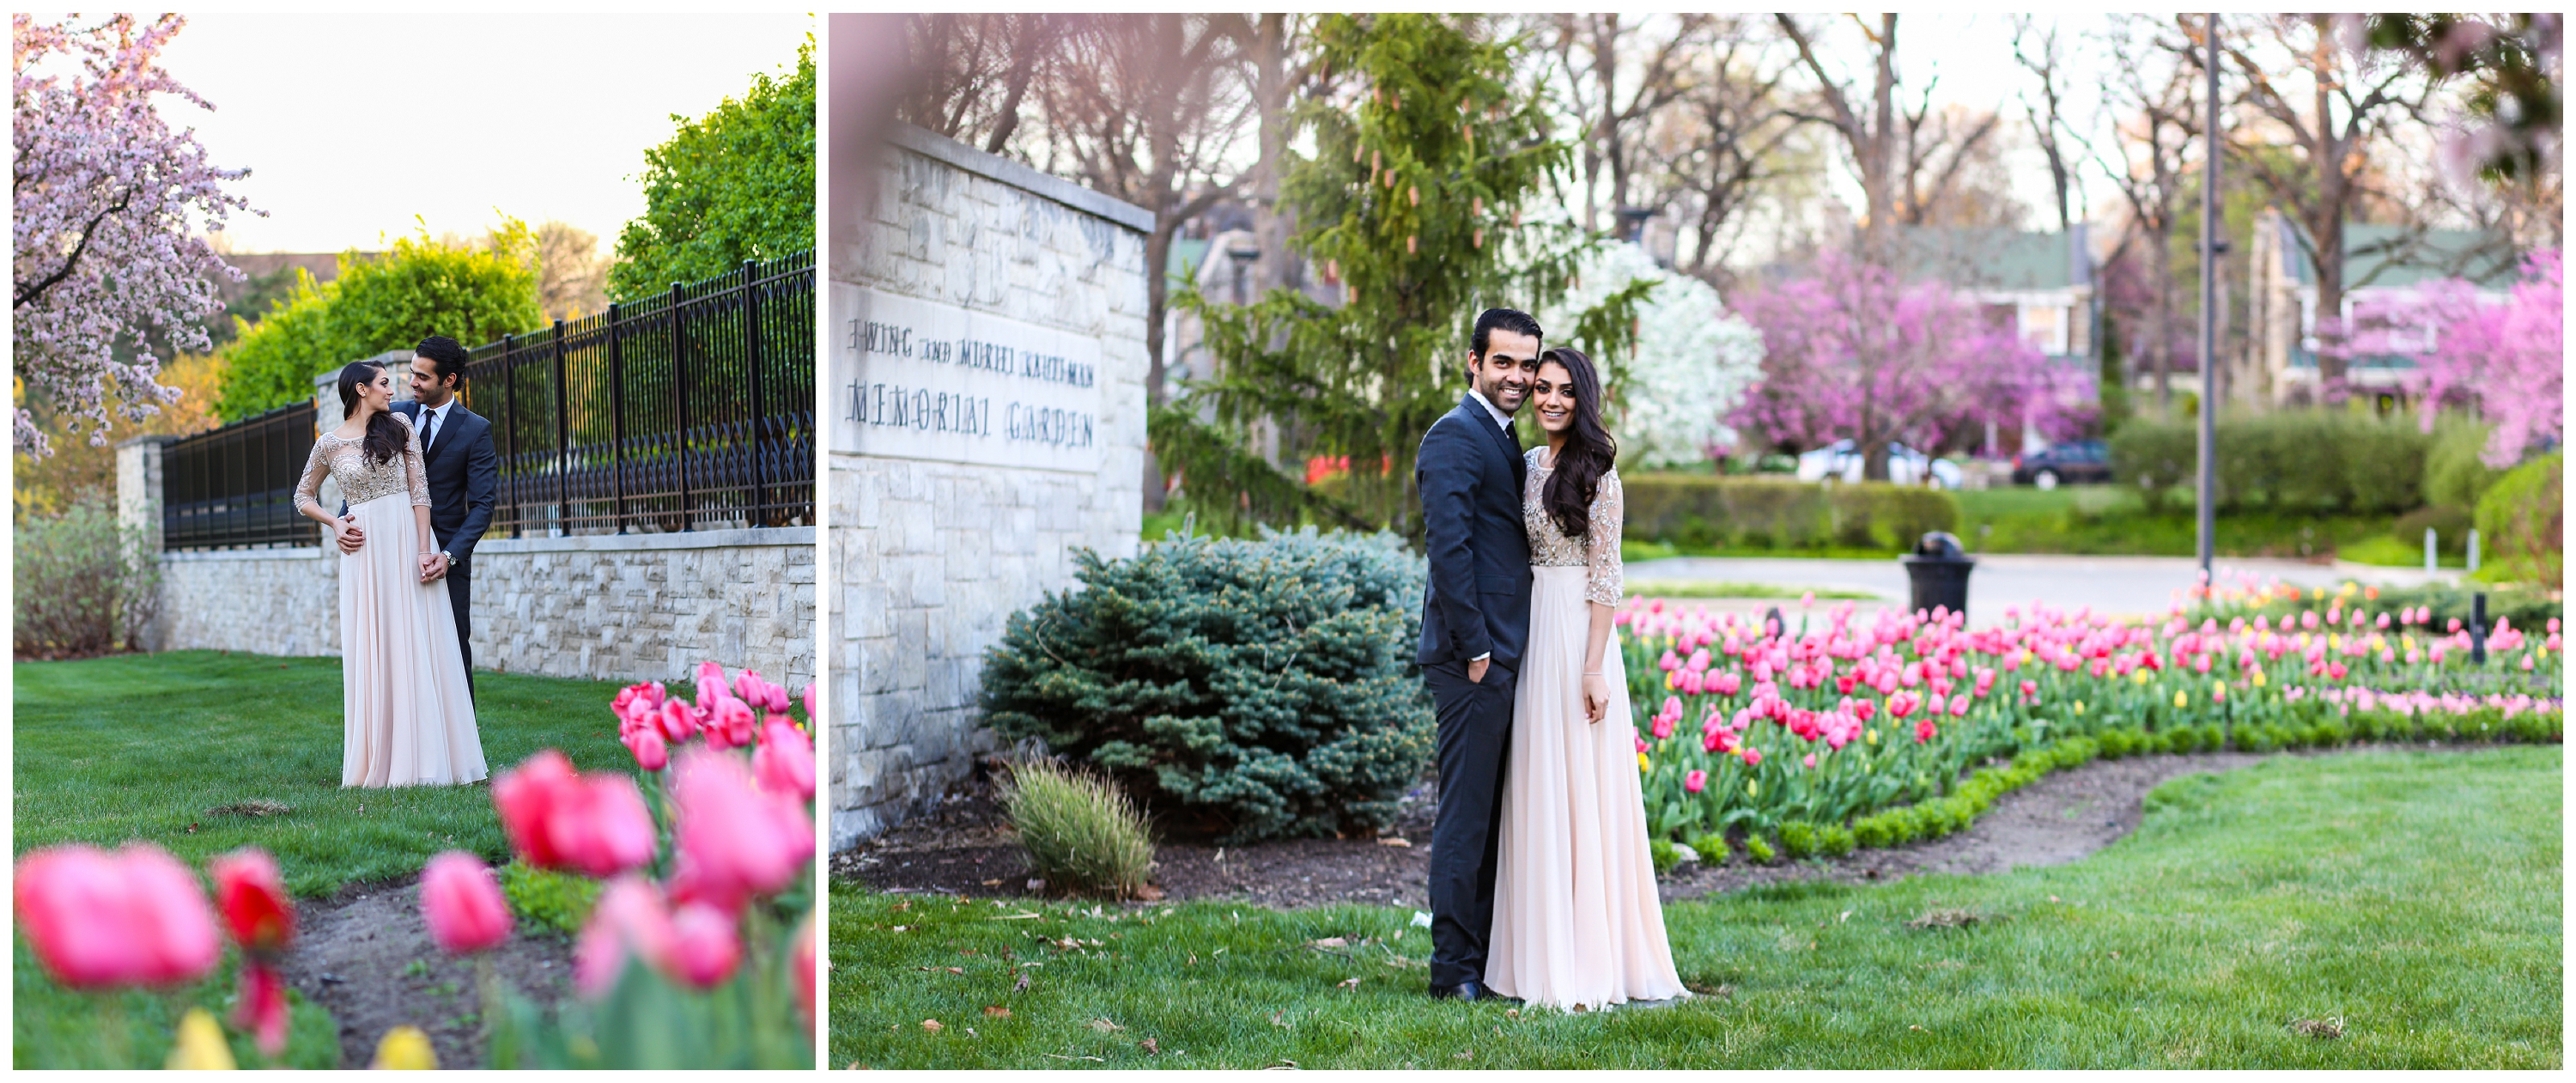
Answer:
[{"xmin": 1531, "ymin": 359, "xmax": 1577, "ymax": 435}]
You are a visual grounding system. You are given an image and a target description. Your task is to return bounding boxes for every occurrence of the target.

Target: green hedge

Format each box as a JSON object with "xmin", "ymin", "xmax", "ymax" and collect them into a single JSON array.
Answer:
[
  {"xmin": 1624, "ymin": 475, "xmax": 1959, "ymax": 552},
  {"xmin": 2474, "ymin": 451, "xmax": 2563, "ymax": 588},
  {"xmin": 2110, "ymin": 410, "xmax": 2433, "ymax": 515}
]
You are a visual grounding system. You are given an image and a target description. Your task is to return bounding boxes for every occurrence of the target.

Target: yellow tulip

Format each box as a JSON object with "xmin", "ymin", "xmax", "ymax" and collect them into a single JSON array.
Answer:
[
  {"xmin": 2252, "ymin": 668, "xmax": 2268, "ymax": 688},
  {"xmin": 166, "ymin": 1008, "xmax": 236, "ymax": 1070},
  {"xmin": 1866, "ymin": 727, "xmax": 1879, "ymax": 745},
  {"xmin": 1747, "ymin": 779, "xmax": 1759, "ymax": 797},
  {"xmin": 2074, "ymin": 700, "xmax": 2087, "ymax": 715},
  {"xmin": 2173, "ymin": 691, "xmax": 2188, "ymax": 709},
  {"xmin": 2133, "ymin": 670, "xmax": 2150, "ymax": 684},
  {"xmin": 2329, "ymin": 633, "xmax": 2341, "ymax": 650},
  {"xmin": 2212, "ymin": 681, "xmax": 2226, "ymax": 703},
  {"xmin": 371, "ymin": 1026, "xmax": 439, "ymax": 1070}
]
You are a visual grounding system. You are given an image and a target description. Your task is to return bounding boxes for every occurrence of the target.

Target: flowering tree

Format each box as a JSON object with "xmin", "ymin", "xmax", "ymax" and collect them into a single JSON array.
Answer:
[
  {"xmin": 1541, "ymin": 240, "xmax": 1765, "ymax": 468},
  {"xmin": 13, "ymin": 14, "xmax": 255, "ymax": 455},
  {"xmin": 2353, "ymin": 248, "xmax": 2562, "ymax": 468},
  {"xmin": 1728, "ymin": 250, "xmax": 2081, "ymax": 478}
]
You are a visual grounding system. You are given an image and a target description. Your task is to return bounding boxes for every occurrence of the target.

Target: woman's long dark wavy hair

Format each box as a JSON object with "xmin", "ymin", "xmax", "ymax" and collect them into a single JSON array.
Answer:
[
  {"xmin": 335, "ymin": 361, "xmax": 405, "ymax": 466},
  {"xmin": 1537, "ymin": 346, "xmax": 1617, "ymax": 539}
]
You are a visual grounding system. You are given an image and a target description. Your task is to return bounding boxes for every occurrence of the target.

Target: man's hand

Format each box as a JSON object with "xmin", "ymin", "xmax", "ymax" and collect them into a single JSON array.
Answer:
[
  {"xmin": 418, "ymin": 552, "xmax": 448, "ymax": 582},
  {"xmin": 1467, "ymin": 656, "xmax": 1491, "ymax": 684},
  {"xmin": 336, "ymin": 516, "xmax": 366, "ymax": 554}
]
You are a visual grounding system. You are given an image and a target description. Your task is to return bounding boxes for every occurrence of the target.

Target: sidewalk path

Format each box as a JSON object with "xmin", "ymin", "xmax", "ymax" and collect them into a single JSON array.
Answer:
[{"xmin": 1625, "ymin": 553, "xmax": 2464, "ymax": 628}]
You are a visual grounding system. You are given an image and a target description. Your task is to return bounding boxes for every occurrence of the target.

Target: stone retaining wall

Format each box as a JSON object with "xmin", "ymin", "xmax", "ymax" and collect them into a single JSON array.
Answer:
[{"xmin": 826, "ymin": 125, "xmax": 1150, "ymax": 849}]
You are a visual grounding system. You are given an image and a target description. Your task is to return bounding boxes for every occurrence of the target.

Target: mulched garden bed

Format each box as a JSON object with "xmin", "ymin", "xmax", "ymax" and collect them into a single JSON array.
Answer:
[
  {"xmin": 831, "ymin": 745, "xmax": 2470, "ymax": 911},
  {"xmin": 275, "ymin": 876, "xmax": 576, "ymax": 1070}
]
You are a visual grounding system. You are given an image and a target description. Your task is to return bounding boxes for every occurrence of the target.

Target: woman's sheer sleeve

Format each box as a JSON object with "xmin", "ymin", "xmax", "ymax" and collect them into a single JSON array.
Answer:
[
  {"xmin": 400, "ymin": 413, "xmax": 434, "ymax": 508},
  {"xmin": 1586, "ymin": 469, "xmax": 1624, "ymax": 605},
  {"xmin": 292, "ymin": 439, "xmax": 331, "ymax": 518}
]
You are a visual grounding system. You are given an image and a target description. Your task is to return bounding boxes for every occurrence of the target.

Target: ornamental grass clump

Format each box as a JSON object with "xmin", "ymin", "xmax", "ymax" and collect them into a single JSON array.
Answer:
[
  {"xmin": 999, "ymin": 759, "xmax": 1156, "ymax": 900},
  {"xmin": 980, "ymin": 527, "xmax": 1432, "ymax": 843}
]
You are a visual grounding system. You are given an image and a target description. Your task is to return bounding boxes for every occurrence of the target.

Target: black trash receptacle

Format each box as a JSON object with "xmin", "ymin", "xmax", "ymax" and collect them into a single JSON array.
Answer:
[{"xmin": 1899, "ymin": 531, "xmax": 1975, "ymax": 618}]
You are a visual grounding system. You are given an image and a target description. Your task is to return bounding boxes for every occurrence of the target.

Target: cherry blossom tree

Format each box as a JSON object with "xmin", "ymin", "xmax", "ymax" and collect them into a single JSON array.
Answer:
[
  {"xmin": 2354, "ymin": 248, "xmax": 2562, "ymax": 468},
  {"xmin": 1540, "ymin": 240, "xmax": 1765, "ymax": 468},
  {"xmin": 1728, "ymin": 249, "xmax": 2084, "ymax": 478},
  {"xmin": 14, "ymin": 14, "xmax": 254, "ymax": 455}
]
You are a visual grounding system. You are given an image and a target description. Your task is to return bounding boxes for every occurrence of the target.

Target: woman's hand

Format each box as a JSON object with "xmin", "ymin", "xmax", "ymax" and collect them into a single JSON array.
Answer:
[
  {"xmin": 334, "ymin": 515, "xmax": 366, "ymax": 554},
  {"xmin": 1583, "ymin": 672, "xmax": 1611, "ymax": 724}
]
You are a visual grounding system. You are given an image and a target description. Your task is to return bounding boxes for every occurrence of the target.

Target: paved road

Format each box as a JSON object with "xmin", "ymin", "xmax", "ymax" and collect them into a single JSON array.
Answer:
[{"xmin": 1625, "ymin": 554, "xmax": 2465, "ymax": 628}]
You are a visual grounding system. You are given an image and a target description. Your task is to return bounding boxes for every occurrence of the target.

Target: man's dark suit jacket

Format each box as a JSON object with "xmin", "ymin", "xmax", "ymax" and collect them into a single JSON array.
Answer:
[
  {"xmin": 1414, "ymin": 394, "xmax": 1534, "ymax": 672},
  {"xmin": 390, "ymin": 400, "xmax": 498, "ymax": 563}
]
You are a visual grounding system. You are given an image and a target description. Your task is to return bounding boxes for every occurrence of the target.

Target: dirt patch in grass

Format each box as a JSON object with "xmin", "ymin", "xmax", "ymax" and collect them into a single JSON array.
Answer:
[
  {"xmin": 833, "ymin": 746, "xmax": 2474, "ymax": 912},
  {"xmin": 274, "ymin": 877, "xmax": 576, "ymax": 1069}
]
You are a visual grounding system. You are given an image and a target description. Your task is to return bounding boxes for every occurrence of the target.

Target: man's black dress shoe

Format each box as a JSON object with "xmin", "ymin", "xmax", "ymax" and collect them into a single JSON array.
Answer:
[{"xmin": 1427, "ymin": 980, "xmax": 1487, "ymax": 1001}]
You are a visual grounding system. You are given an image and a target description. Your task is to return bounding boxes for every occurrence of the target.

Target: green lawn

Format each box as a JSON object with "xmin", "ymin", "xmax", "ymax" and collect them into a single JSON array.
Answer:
[
  {"xmin": 1952, "ymin": 486, "xmax": 2397, "ymax": 560},
  {"xmin": 12, "ymin": 650, "xmax": 635, "ymax": 897},
  {"xmin": 13, "ymin": 942, "xmax": 340, "ymax": 1069},
  {"xmin": 828, "ymin": 746, "xmax": 2561, "ymax": 1069}
]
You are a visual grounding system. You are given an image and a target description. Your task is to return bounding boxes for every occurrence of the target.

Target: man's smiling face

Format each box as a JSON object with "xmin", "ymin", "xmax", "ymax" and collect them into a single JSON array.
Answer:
[{"xmin": 1468, "ymin": 328, "xmax": 1540, "ymax": 414}]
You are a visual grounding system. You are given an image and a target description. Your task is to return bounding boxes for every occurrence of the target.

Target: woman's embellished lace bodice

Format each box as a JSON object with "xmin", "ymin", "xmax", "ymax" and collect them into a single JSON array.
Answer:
[
  {"xmin": 295, "ymin": 411, "xmax": 433, "ymax": 515},
  {"xmin": 1523, "ymin": 447, "xmax": 1623, "ymax": 605}
]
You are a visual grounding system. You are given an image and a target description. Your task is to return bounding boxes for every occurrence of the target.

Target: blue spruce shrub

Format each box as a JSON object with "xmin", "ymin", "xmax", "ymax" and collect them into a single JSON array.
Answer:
[{"xmin": 980, "ymin": 527, "xmax": 1432, "ymax": 843}]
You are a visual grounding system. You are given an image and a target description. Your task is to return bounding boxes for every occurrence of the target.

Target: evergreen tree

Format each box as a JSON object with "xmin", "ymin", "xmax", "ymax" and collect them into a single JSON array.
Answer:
[{"xmin": 1154, "ymin": 14, "xmax": 1649, "ymax": 538}]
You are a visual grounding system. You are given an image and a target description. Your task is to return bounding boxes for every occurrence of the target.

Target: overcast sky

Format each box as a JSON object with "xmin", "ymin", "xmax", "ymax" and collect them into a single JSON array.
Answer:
[{"xmin": 155, "ymin": 12, "xmax": 811, "ymax": 254}]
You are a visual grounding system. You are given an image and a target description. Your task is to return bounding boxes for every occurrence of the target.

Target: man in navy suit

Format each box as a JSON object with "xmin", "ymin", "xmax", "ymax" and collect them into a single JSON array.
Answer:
[
  {"xmin": 379, "ymin": 335, "xmax": 499, "ymax": 696},
  {"xmin": 1414, "ymin": 307, "xmax": 1543, "ymax": 1001}
]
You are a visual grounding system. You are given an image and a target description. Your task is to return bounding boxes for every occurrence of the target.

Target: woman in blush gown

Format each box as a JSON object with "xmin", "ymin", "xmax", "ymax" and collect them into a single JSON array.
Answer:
[
  {"xmin": 294, "ymin": 360, "xmax": 488, "ymax": 788},
  {"xmin": 1484, "ymin": 345, "xmax": 1688, "ymax": 1012}
]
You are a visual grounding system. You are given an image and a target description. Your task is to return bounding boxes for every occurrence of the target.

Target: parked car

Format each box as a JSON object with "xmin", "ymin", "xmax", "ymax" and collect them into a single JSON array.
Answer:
[
  {"xmin": 2011, "ymin": 440, "xmax": 2112, "ymax": 489},
  {"xmin": 1793, "ymin": 439, "xmax": 1964, "ymax": 490}
]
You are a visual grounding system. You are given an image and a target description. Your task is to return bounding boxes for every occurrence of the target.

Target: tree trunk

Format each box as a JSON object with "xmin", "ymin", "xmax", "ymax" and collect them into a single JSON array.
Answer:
[{"xmin": 2151, "ymin": 225, "xmax": 2174, "ymax": 419}]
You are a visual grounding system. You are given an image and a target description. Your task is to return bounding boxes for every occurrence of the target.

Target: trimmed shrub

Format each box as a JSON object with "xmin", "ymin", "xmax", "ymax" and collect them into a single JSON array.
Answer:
[
  {"xmin": 1649, "ymin": 838, "xmax": 1683, "ymax": 876},
  {"xmin": 1819, "ymin": 824, "xmax": 1856, "ymax": 858},
  {"xmin": 1851, "ymin": 815, "xmax": 1896, "ymax": 849},
  {"xmin": 1622, "ymin": 474, "xmax": 1959, "ymax": 552},
  {"xmin": 499, "ymin": 857, "xmax": 602, "ymax": 935},
  {"xmin": 2112, "ymin": 411, "xmax": 2433, "ymax": 514},
  {"xmin": 1686, "ymin": 833, "xmax": 1731, "ymax": 867},
  {"xmin": 2392, "ymin": 504, "xmax": 2475, "ymax": 557},
  {"xmin": 2424, "ymin": 416, "xmax": 2505, "ymax": 510},
  {"xmin": 2475, "ymin": 451, "xmax": 2563, "ymax": 588},
  {"xmin": 999, "ymin": 758, "xmax": 1157, "ymax": 898},
  {"xmin": 980, "ymin": 527, "xmax": 1431, "ymax": 843},
  {"xmin": 13, "ymin": 497, "xmax": 161, "ymax": 660},
  {"xmin": 1743, "ymin": 834, "xmax": 1777, "ymax": 865},
  {"xmin": 1777, "ymin": 821, "xmax": 1820, "ymax": 860}
]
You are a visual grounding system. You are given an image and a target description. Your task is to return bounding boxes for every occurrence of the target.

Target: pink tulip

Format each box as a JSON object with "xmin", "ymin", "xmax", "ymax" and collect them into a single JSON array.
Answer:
[
  {"xmin": 211, "ymin": 848, "xmax": 295, "ymax": 959},
  {"xmin": 1684, "ymin": 770, "xmax": 1706, "ymax": 793},
  {"xmin": 667, "ymin": 903, "xmax": 743, "ymax": 989},
  {"xmin": 575, "ymin": 875, "xmax": 678, "ymax": 999},
  {"xmin": 1741, "ymin": 746, "xmax": 1764, "ymax": 767},
  {"xmin": 704, "ymin": 695, "xmax": 758, "ymax": 751},
  {"xmin": 624, "ymin": 725, "xmax": 669, "ymax": 772},
  {"xmin": 671, "ymin": 746, "xmax": 815, "ymax": 913},
  {"xmin": 1801, "ymin": 752, "xmax": 1817, "ymax": 769},
  {"xmin": 493, "ymin": 751, "xmax": 657, "ymax": 877},
  {"xmin": 236, "ymin": 962, "xmax": 289, "ymax": 1057},
  {"xmin": 13, "ymin": 843, "xmax": 221, "ymax": 989},
  {"xmin": 659, "ymin": 697, "xmax": 704, "ymax": 743},
  {"xmin": 1915, "ymin": 719, "xmax": 1938, "ymax": 744},
  {"xmin": 695, "ymin": 660, "xmax": 731, "ymax": 708},
  {"xmin": 732, "ymin": 669, "xmax": 768, "ymax": 709},
  {"xmin": 800, "ymin": 683, "xmax": 818, "ymax": 721},
  {"xmin": 2020, "ymin": 678, "xmax": 2038, "ymax": 698},
  {"xmin": 754, "ymin": 719, "xmax": 817, "ymax": 800},
  {"xmin": 419, "ymin": 851, "xmax": 513, "ymax": 955}
]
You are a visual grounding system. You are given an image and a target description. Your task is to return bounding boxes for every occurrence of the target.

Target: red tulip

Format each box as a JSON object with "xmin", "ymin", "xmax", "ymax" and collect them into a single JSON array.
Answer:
[
  {"xmin": 753, "ymin": 719, "xmax": 817, "ymax": 800},
  {"xmin": 667, "ymin": 902, "xmax": 743, "ymax": 989},
  {"xmin": 419, "ymin": 851, "xmax": 512, "ymax": 955},
  {"xmin": 575, "ymin": 875, "xmax": 677, "ymax": 999},
  {"xmin": 236, "ymin": 962, "xmax": 289, "ymax": 1056},
  {"xmin": 670, "ymin": 746, "xmax": 814, "ymax": 913},
  {"xmin": 790, "ymin": 912, "xmax": 817, "ymax": 1028},
  {"xmin": 13, "ymin": 843, "xmax": 221, "ymax": 989},
  {"xmin": 210, "ymin": 848, "xmax": 296, "ymax": 958},
  {"xmin": 624, "ymin": 726, "xmax": 669, "ymax": 772},
  {"xmin": 695, "ymin": 660, "xmax": 730, "ymax": 708},
  {"xmin": 493, "ymin": 751, "xmax": 657, "ymax": 876}
]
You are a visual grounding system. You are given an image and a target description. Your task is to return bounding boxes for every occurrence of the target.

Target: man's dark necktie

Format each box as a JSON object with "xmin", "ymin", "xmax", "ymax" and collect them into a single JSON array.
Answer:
[{"xmin": 421, "ymin": 409, "xmax": 438, "ymax": 456}]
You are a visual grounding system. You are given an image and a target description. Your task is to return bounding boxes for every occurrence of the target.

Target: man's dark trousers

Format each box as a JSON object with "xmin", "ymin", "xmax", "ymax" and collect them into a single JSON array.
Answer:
[{"xmin": 1423, "ymin": 657, "xmax": 1514, "ymax": 989}]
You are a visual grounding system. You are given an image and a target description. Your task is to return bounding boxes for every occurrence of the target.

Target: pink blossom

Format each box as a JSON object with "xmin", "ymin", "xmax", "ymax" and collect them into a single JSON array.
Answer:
[
  {"xmin": 575, "ymin": 875, "xmax": 677, "ymax": 999},
  {"xmin": 670, "ymin": 746, "xmax": 814, "ymax": 913},
  {"xmin": 12, "ymin": 843, "xmax": 221, "ymax": 989},
  {"xmin": 419, "ymin": 851, "xmax": 512, "ymax": 956},
  {"xmin": 753, "ymin": 719, "xmax": 817, "ymax": 800},
  {"xmin": 1684, "ymin": 770, "xmax": 1707, "ymax": 794},
  {"xmin": 667, "ymin": 903, "xmax": 743, "ymax": 989}
]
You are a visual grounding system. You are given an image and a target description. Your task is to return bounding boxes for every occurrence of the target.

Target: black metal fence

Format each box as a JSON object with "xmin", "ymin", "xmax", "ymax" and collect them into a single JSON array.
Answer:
[
  {"xmin": 159, "ymin": 251, "xmax": 814, "ymax": 550},
  {"xmin": 161, "ymin": 403, "xmax": 319, "ymax": 550}
]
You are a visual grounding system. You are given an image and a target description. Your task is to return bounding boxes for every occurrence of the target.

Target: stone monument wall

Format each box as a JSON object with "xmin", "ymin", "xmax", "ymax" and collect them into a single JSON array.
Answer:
[{"xmin": 827, "ymin": 125, "xmax": 1150, "ymax": 849}]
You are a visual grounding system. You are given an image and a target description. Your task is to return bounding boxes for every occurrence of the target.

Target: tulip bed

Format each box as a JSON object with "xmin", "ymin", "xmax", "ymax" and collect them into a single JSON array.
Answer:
[
  {"xmin": 1620, "ymin": 580, "xmax": 2561, "ymax": 858},
  {"xmin": 12, "ymin": 655, "xmax": 818, "ymax": 1069}
]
